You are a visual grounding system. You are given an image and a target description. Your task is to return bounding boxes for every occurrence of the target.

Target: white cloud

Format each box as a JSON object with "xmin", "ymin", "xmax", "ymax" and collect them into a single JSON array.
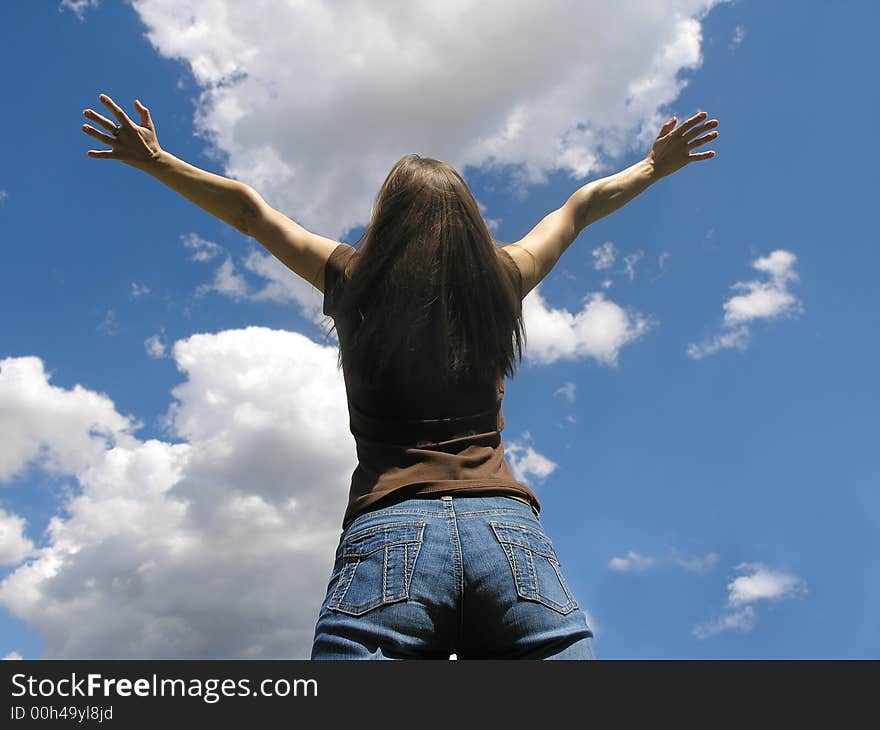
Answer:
[
  {"xmin": 182, "ymin": 232, "xmax": 223, "ymax": 262},
  {"xmin": 0, "ymin": 508, "xmax": 35, "ymax": 566},
  {"xmin": 201, "ymin": 248, "xmax": 654, "ymax": 364},
  {"xmin": 0, "ymin": 190, "xmax": 8, "ymax": 205},
  {"xmin": 59, "ymin": 0, "xmax": 99, "ymax": 22},
  {"xmin": 687, "ymin": 326, "xmax": 750, "ymax": 360},
  {"xmin": 692, "ymin": 606, "xmax": 755, "ymax": 639},
  {"xmin": 144, "ymin": 332, "xmax": 168, "ymax": 359},
  {"xmin": 623, "ymin": 250, "xmax": 644, "ymax": 281},
  {"xmin": 130, "ymin": 283, "xmax": 151, "ymax": 299},
  {"xmin": 97, "ymin": 309, "xmax": 119, "ymax": 336},
  {"xmin": 723, "ymin": 250, "xmax": 800, "ymax": 325},
  {"xmin": 129, "ymin": 0, "xmax": 726, "ymax": 239},
  {"xmin": 505, "ymin": 434, "xmax": 558, "ymax": 486},
  {"xmin": 191, "ymin": 248, "xmax": 326, "ymax": 327},
  {"xmin": 727, "ymin": 562, "xmax": 808, "ymax": 606},
  {"xmin": 195, "ymin": 258, "xmax": 250, "ymax": 301},
  {"xmin": 729, "ymin": 24, "xmax": 746, "ymax": 49},
  {"xmin": 3, "ymin": 651, "xmax": 23, "ymax": 660},
  {"xmin": 240, "ymin": 249, "xmax": 317, "ymax": 307},
  {"xmin": 688, "ymin": 249, "xmax": 802, "ymax": 359},
  {"xmin": 0, "ymin": 330, "xmax": 355, "ymax": 658},
  {"xmin": 553, "ymin": 382, "xmax": 576, "ymax": 403},
  {"xmin": 522, "ymin": 288, "xmax": 656, "ymax": 367},
  {"xmin": 476, "ymin": 199, "xmax": 502, "ymax": 234},
  {"xmin": 608, "ymin": 550, "xmax": 656, "ymax": 572},
  {"xmin": 650, "ymin": 251, "xmax": 671, "ymax": 281},
  {"xmin": 0, "ymin": 357, "xmax": 140, "ymax": 482},
  {"xmin": 675, "ymin": 551, "xmax": 719, "ymax": 573},
  {"xmin": 592, "ymin": 242, "xmax": 616, "ymax": 270},
  {"xmin": 693, "ymin": 562, "xmax": 807, "ymax": 639}
]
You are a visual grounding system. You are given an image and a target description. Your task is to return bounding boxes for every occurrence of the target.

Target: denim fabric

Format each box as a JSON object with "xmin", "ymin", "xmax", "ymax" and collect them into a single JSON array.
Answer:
[{"xmin": 310, "ymin": 495, "xmax": 596, "ymax": 660}]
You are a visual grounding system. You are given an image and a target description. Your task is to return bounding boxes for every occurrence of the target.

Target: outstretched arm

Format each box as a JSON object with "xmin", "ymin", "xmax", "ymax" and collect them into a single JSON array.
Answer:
[
  {"xmin": 503, "ymin": 110, "xmax": 719, "ymax": 296},
  {"xmin": 82, "ymin": 93, "xmax": 343, "ymax": 290},
  {"xmin": 82, "ymin": 94, "xmax": 256, "ymax": 235},
  {"xmin": 570, "ymin": 110, "xmax": 719, "ymax": 230}
]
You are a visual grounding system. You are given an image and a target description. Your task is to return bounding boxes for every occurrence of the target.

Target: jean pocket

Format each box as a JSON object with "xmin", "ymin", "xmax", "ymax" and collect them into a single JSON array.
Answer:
[
  {"xmin": 327, "ymin": 520, "xmax": 426, "ymax": 616},
  {"xmin": 490, "ymin": 520, "xmax": 579, "ymax": 615}
]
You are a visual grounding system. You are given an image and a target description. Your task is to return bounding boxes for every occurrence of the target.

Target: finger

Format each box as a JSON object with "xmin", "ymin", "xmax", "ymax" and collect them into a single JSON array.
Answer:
[
  {"xmin": 134, "ymin": 99, "xmax": 154, "ymax": 131},
  {"xmin": 83, "ymin": 108, "xmax": 118, "ymax": 133},
  {"xmin": 658, "ymin": 116, "xmax": 677, "ymax": 137},
  {"xmin": 98, "ymin": 93, "xmax": 133, "ymax": 128},
  {"xmin": 82, "ymin": 123, "xmax": 117, "ymax": 145},
  {"xmin": 676, "ymin": 110, "xmax": 709, "ymax": 137},
  {"xmin": 683, "ymin": 118, "xmax": 719, "ymax": 141},
  {"xmin": 687, "ymin": 130, "xmax": 719, "ymax": 149},
  {"xmin": 87, "ymin": 149, "xmax": 117, "ymax": 159},
  {"xmin": 687, "ymin": 150, "xmax": 716, "ymax": 161}
]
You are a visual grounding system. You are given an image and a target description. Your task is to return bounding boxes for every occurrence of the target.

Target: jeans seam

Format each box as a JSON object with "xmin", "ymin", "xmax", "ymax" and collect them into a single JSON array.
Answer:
[
  {"xmin": 445, "ymin": 502, "xmax": 465, "ymax": 649},
  {"xmin": 382, "ymin": 544, "xmax": 388, "ymax": 603},
  {"xmin": 344, "ymin": 506, "xmax": 531, "ymax": 532},
  {"xmin": 330, "ymin": 559, "xmax": 357, "ymax": 609}
]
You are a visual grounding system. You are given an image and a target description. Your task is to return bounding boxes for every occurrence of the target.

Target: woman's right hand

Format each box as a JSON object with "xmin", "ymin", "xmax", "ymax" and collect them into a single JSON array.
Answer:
[
  {"xmin": 646, "ymin": 110, "xmax": 719, "ymax": 179},
  {"xmin": 82, "ymin": 93, "xmax": 164, "ymax": 169}
]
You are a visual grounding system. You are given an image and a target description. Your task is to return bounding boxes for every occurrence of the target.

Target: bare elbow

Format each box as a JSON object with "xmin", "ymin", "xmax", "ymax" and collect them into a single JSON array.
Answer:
[{"xmin": 236, "ymin": 185, "xmax": 263, "ymax": 237}]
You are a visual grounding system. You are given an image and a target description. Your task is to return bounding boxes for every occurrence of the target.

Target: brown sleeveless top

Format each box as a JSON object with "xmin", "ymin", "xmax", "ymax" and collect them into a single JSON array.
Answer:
[{"xmin": 323, "ymin": 242, "xmax": 541, "ymax": 529}]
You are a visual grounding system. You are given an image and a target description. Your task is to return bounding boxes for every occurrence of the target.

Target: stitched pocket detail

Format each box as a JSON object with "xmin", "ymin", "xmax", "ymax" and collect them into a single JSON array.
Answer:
[
  {"xmin": 328, "ymin": 520, "xmax": 426, "ymax": 616},
  {"xmin": 490, "ymin": 521, "xmax": 579, "ymax": 615}
]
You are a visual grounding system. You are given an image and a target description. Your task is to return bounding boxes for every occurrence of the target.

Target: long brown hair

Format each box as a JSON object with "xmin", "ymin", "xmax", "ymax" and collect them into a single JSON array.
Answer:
[{"xmin": 328, "ymin": 154, "xmax": 526, "ymax": 388}]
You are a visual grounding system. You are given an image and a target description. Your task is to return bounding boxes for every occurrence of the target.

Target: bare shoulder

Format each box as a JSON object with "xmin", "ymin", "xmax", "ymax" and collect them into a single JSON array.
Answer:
[
  {"xmin": 500, "ymin": 201, "xmax": 580, "ymax": 297},
  {"xmin": 499, "ymin": 243, "xmax": 537, "ymax": 298},
  {"xmin": 247, "ymin": 199, "xmax": 349, "ymax": 294}
]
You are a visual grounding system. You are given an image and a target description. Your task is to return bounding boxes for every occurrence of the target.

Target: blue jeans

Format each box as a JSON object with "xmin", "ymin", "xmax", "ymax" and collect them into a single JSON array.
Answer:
[{"xmin": 310, "ymin": 495, "xmax": 596, "ymax": 659}]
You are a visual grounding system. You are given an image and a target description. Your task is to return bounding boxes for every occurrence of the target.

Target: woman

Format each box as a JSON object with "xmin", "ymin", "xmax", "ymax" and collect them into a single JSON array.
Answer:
[{"xmin": 82, "ymin": 94, "xmax": 718, "ymax": 659}]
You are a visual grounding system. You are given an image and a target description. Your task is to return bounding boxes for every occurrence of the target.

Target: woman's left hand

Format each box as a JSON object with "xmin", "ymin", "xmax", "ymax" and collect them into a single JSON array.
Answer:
[
  {"xmin": 82, "ymin": 93, "xmax": 163, "ymax": 168},
  {"xmin": 646, "ymin": 110, "xmax": 719, "ymax": 179}
]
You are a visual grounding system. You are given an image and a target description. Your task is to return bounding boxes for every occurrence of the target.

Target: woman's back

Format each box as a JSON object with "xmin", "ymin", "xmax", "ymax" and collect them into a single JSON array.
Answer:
[{"xmin": 323, "ymin": 241, "xmax": 540, "ymax": 530}]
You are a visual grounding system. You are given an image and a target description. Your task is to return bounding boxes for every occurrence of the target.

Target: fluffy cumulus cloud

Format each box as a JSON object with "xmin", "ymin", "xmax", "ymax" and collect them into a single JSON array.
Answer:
[
  {"xmin": 129, "ymin": 0, "xmax": 726, "ymax": 239},
  {"xmin": 688, "ymin": 249, "xmax": 802, "ymax": 359},
  {"xmin": 693, "ymin": 562, "xmax": 807, "ymax": 639},
  {"xmin": 0, "ymin": 508, "xmax": 35, "ymax": 566},
  {"xmin": 522, "ymin": 288, "xmax": 656, "ymax": 366},
  {"xmin": 505, "ymin": 432, "xmax": 558, "ymax": 486},
  {"xmin": 0, "ymin": 357, "xmax": 141, "ymax": 482},
  {"xmin": 130, "ymin": 0, "xmax": 726, "ymax": 364},
  {"xmin": 0, "ymin": 329, "xmax": 358, "ymax": 658}
]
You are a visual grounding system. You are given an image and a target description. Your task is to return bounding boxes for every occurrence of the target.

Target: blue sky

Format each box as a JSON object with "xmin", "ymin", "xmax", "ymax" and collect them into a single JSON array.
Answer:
[{"xmin": 0, "ymin": 0, "xmax": 876, "ymax": 659}]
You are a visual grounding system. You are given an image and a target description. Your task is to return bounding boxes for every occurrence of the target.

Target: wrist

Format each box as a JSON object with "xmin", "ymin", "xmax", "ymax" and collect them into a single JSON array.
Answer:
[
  {"xmin": 132, "ymin": 147, "xmax": 169, "ymax": 174},
  {"xmin": 641, "ymin": 155, "xmax": 662, "ymax": 182}
]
